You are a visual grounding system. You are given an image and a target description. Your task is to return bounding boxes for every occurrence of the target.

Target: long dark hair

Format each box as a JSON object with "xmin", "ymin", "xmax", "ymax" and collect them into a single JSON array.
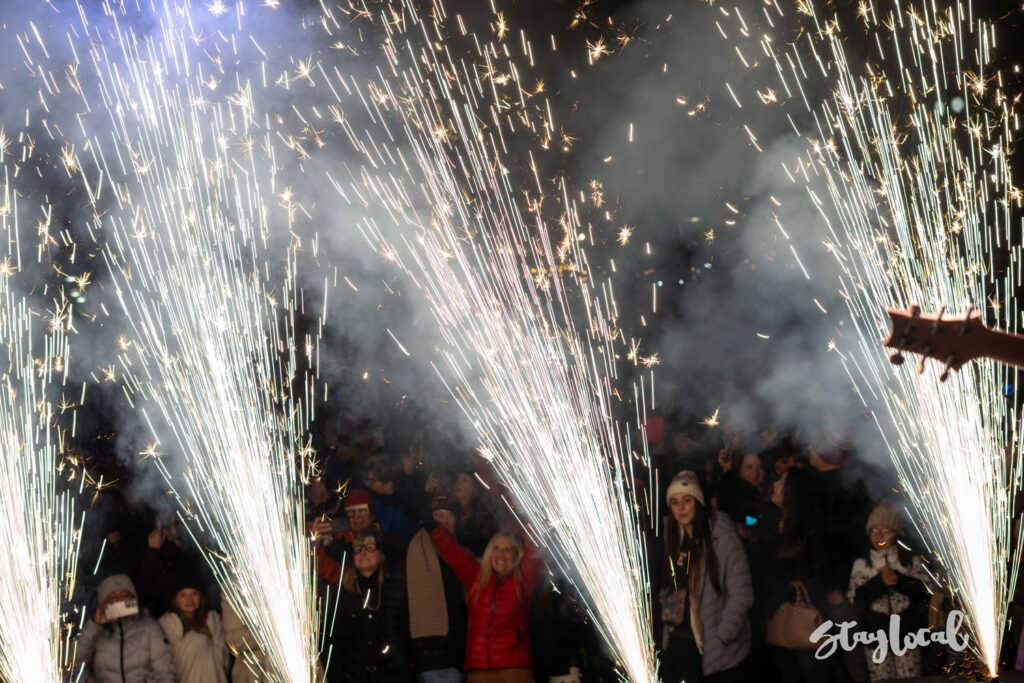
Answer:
[{"xmin": 662, "ymin": 501, "xmax": 721, "ymax": 595}]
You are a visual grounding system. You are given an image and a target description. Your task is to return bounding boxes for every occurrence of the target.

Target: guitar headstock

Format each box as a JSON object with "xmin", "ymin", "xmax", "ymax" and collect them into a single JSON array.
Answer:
[{"xmin": 882, "ymin": 304, "xmax": 988, "ymax": 381}]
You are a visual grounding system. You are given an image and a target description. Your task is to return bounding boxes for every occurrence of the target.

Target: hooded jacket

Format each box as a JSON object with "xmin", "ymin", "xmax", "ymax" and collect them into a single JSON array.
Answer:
[
  {"xmin": 75, "ymin": 574, "xmax": 175, "ymax": 683},
  {"xmin": 75, "ymin": 612, "xmax": 176, "ymax": 683},
  {"xmin": 429, "ymin": 526, "xmax": 539, "ymax": 672}
]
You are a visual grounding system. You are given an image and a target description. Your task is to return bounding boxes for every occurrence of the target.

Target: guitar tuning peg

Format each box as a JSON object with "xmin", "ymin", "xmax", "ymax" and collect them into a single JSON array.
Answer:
[
  {"xmin": 889, "ymin": 352, "xmax": 905, "ymax": 366},
  {"xmin": 940, "ymin": 354, "xmax": 956, "ymax": 382},
  {"xmin": 909, "ymin": 304, "xmax": 922, "ymax": 319},
  {"xmin": 916, "ymin": 345, "xmax": 934, "ymax": 374},
  {"xmin": 932, "ymin": 305, "xmax": 946, "ymax": 335}
]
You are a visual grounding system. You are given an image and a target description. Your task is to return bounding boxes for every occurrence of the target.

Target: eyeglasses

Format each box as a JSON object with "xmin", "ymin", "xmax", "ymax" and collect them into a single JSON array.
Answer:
[
  {"xmin": 353, "ymin": 543, "xmax": 379, "ymax": 554},
  {"xmin": 868, "ymin": 527, "xmax": 896, "ymax": 537},
  {"xmin": 346, "ymin": 509, "xmax": 370, "ymax": 517}
]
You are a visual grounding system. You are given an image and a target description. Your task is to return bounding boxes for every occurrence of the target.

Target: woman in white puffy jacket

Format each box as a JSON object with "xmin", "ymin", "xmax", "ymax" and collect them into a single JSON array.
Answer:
[{"xmin": 158, "ymin": 576, "xmax": 229, "ymax": 683}]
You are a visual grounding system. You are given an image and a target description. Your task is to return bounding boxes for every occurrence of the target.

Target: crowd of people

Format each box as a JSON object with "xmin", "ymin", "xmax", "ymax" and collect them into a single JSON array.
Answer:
[{"xmin": 69, "ymin": 409, "xmax": 1016, "ymax": 682}]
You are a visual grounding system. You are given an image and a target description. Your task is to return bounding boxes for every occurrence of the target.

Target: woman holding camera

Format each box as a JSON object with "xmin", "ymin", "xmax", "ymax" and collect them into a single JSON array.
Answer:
[
  {"xmin": 73, "ymin": 574, "xmax": 175, "ymax": 682},
  {"xmin": 158, "ymin": 575, "xmax": 229, "ymax": 683}
]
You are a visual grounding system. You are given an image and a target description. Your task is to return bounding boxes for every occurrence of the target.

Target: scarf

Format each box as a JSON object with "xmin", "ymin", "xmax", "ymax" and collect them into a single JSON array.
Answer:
[{"xmin": 406, "ymin": 529, "xmax": 449, "ymax": 639}]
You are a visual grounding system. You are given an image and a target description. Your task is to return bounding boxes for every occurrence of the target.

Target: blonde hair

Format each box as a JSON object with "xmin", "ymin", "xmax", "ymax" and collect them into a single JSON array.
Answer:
[{"xmin": 474, "ymin": 532, "xmax": 525, "ymax": 602}]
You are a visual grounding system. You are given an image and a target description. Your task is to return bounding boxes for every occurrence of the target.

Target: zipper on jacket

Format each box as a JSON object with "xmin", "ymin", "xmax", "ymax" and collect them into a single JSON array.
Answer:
[{"xmin": 118, "ymin": 620, "xmax": 126, "ymax": 683}]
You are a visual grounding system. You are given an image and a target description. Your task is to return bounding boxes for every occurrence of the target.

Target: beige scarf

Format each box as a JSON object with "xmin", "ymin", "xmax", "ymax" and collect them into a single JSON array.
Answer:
[{"xmin": 406, "ymin": 529, "xmax": 449, "ymax": 639}]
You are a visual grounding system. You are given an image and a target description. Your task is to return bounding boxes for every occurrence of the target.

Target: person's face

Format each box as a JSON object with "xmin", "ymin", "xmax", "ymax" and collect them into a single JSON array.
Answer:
[
  {"xmin": 433, "ymin": 509, "xmax": 457, "ymax": 537},
  {"xmin": 363, "ymin": 474, "xmax": 394, "ymax": 496},
  {"xmin": 490, "ymin": 538, "xmax": 518, "ymax": 576},
  {"xmin": 739, "ymin": 454, "xmax": 764, "ymax": 488},
  {"xmin": 774, "ymin": 455, "xmax": 797, "ymax": 476},
  {"xmin": 346, "ymin": 506, "xmax": 374, "ymax": 533},
  {"xmin": 353, "ymin": 540, "xmax": 384, "ymax": 575},
  {"xmin": 453, "ymin": 473, "xmax": 476, "ymax": 507},
  {"xmin": 669, "ymin": 493, "xmax": 697, "ymax": 528},
  {"xmin": 174, "ymin": 588, "xmax": 201, "ymax": 618},
  {"xmin": 106, "ymin": 589, "xmax": 134, "ymax": 605},
  {"xmin": 869, "ymin": 526, "xmax": 897, "ymax": 551}
]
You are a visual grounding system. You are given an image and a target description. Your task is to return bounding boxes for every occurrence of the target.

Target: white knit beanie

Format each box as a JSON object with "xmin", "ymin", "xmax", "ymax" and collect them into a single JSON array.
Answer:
[
  {"xmin": 666, "ymin": 470, "xmax": 705, "ymax": 507},
  {"xmin": 97, "ymin": 574, "xmax": 137, "ymax": 603}
]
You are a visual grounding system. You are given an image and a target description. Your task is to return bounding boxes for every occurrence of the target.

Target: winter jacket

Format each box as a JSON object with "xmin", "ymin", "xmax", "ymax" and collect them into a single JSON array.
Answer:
[
  {"xmin": 158, "ymin": 610, "xmax": 229, "ymax": 683},
  {"xmin": 848, "ymin": 546, "xmax": 929, "ymax": 632},
  {"xmin": 74, "ymin": 611, "xmax": 175, "ymax": 683},
  {"xmin": 652, "ymin": 511, "xmax": 754, "ymax": 677},
  {"xmin": 382, "ymin": 554, "xmax": 468, "ymax": 674},
  {"xmin": 325, "ymin": 569, "xmax": 411, "ymax": 683},
  {"xmin": 696, "ymin": 511, "xmax": 755, "ymax": 676},
  {"xmin": 429, "ymin": 526, "xmax": 540, "ymax": 672}
]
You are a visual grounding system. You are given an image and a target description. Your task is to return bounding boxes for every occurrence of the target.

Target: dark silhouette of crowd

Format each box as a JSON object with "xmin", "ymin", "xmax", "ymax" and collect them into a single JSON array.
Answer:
[{"xmin": 68, "ymin": 407, "xmax": 1014, "ymax": 682}]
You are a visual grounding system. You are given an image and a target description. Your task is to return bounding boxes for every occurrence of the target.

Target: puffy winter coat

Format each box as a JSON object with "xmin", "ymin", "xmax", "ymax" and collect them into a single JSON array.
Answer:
[
  {"xmin": 158, "ymin": 610, "xmax": 229, "ymax": 683},
  {"xmin": 429, "ymin": 526, "xmax": 540, "ymax": 672},
  {"xmin": 74, "ymin": 611, "xmax": 175, "ymax": 683},
  {"xmin": 694, "ymin": 511, "xmax": 755, "ymax": 676}
]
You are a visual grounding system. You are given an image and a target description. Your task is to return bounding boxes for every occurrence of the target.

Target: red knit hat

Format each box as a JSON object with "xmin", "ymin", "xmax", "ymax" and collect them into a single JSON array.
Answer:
[{"xmin": 344, "ymin": 488, "xmax": 376, "ymax": 516}]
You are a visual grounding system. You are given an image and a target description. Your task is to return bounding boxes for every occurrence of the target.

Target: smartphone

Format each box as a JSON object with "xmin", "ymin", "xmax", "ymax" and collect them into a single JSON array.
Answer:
[
  {"xmin": 745, "ymin": 515, "xmax": 758, "ymax": 527},
  {"xmin": 105, "ymin": 599, "xmax": 140, "ymax": 620}
]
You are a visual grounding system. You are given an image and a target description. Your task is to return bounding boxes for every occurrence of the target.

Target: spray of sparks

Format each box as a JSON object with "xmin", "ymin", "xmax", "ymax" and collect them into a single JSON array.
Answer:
[
  {"xmin": 718, "ymin": 0, "xmax": 1023, "ymax": 672},
  {"xmin": 314, "ymin": 2, "xmax": 658, "ymax": 680},
  {"xmin": 15, "ymin": 3, "xmax": 325, "ymax": 680},
  {"xmin": 0, "ymin": 174, "xmax": 82, "ymax": 679}
]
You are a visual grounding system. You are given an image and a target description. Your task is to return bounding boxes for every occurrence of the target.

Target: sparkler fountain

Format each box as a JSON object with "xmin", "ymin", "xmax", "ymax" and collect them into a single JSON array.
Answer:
[
  {"xmin": 312, "ymin": 2, "xmax": 660, "ymax": 680},
  {"xmin": 0, "ymin": 177, "xmax": 82, "ymax": 679},
  {"xmin": 14, "ymin": 2, "xmax": 327, "ymax": 680},
  {"xmin": 714, "ymin": 0, "xmax": 1024, "ymax": 674}
]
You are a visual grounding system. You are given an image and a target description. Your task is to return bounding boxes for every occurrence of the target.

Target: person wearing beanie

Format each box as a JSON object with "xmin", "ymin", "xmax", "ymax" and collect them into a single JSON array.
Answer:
[
  {"xmin": 381, "ymin": 491, "xmax": 468, "ymax": 681},
  {"xmin": 313, "ymin": 488, "xmax": 408, "ymax": 586},
  {"xmin": 158, "ymin": 574, "xmax": 229, "ymax": 683},
  {"xmin": 655, "ymin": 470, "xmax": 754, "ymax": 682},
  {"xmin": 73, "ymin": 573, "xmax": 175, "ymax": 682},
  {"xmin": 848, "ymin": 499, "xmax": 930, "ymax": 681}
]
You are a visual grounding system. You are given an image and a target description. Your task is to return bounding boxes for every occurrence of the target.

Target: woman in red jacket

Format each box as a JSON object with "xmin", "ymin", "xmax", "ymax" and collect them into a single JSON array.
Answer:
[{"xmin": 428, "ymin": 522, "xmax": 540, "ymax": 683}]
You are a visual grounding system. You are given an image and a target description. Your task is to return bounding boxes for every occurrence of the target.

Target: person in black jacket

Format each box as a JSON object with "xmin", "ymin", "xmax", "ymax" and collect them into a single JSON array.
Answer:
[
  {"xmin": 383, "ymin": 494, "xmax": 468, "ymax": 682},
  {"xmin": 847, "ymin": 500, "xmax": 929, "ymax": 681},
  {"xmin": 324, "ymin": 532, "xmax": 411, "ymax": 683}
]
